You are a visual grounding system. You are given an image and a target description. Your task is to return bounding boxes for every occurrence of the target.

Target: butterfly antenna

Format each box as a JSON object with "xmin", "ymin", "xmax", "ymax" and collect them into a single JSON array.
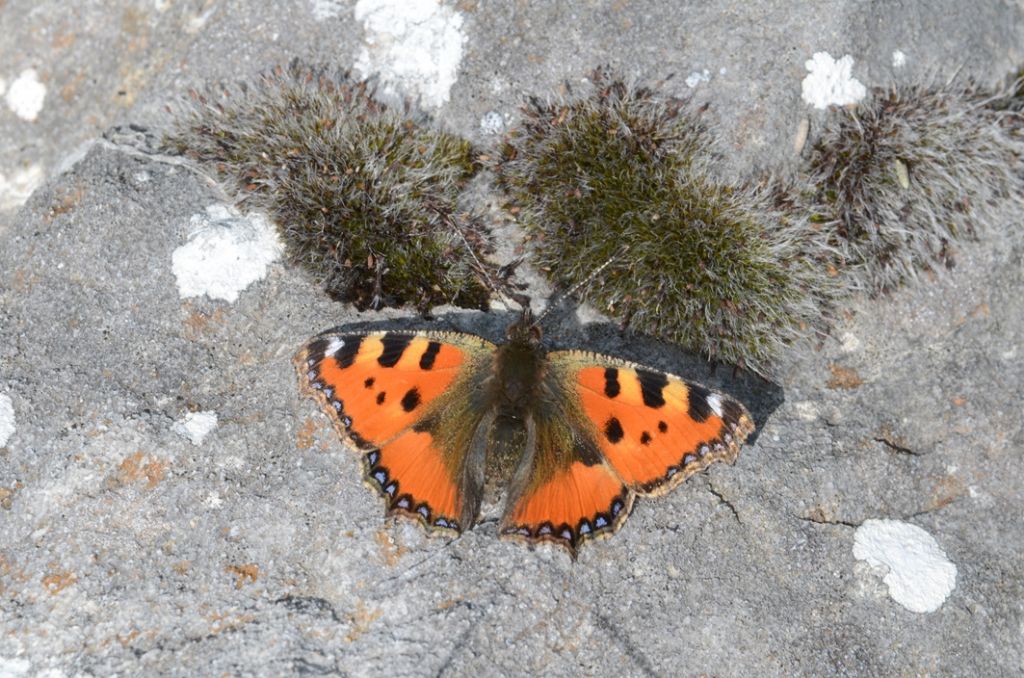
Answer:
[
  {"xmin": 438, "ymin": 208, "xmax": 524, "ymax": 313},
  {"xmin": 535, "ymin": 246, "xmax": 627, "ymax": 324}
]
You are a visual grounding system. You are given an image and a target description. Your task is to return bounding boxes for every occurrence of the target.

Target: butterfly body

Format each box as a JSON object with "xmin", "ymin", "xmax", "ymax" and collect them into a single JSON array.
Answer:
[{"xmin": 295, "ymin": 311, "xmax": 754, "ymax": 557}]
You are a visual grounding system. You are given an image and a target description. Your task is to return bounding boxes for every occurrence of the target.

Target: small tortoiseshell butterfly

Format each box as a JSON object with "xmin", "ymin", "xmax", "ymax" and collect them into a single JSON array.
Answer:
[{"xmin": 295, "ymin": 310, "xmax": 754, "ymax": 557}]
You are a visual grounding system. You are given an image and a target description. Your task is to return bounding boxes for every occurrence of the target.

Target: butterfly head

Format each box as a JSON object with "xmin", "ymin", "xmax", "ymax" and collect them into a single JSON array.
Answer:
[{"xmin": 506, "ymin": 307, "xmax": 543, "ymax": 347}]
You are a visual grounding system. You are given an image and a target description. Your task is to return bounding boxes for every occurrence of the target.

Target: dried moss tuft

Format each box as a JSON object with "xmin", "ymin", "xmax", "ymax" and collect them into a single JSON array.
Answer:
[
  {"xmin": 495, "ymin": 70, "xmax": 834, "ymax": 376},
  {"xmin": 164, "ymin": 61, "xmax": 491, "ymax": 310},
  {"xmin": 807, "ymin": 83, "xmax": 1024, "ymax": 293}
]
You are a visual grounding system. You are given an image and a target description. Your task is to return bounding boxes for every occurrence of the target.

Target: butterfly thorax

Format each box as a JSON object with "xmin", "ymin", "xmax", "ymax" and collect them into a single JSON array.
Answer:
[{"xmin": 492, "ymin": 310, "xmax": 546, "ymax": 414}]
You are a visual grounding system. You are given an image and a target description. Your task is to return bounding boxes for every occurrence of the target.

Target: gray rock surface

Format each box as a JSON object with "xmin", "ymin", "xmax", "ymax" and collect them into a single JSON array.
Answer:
[{"xmin": 2, "ymin": 2, "xmax": 1023, "ymax": 676}]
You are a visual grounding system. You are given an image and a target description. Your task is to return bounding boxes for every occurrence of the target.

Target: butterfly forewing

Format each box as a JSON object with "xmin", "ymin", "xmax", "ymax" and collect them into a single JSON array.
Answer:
[
  {"xmin": 295, "ymin": 330, "xmax": 496, "ymax": 532},
  {"xmin": 549, "ymin": 350, "xmax": 755, "ymax": 496}
]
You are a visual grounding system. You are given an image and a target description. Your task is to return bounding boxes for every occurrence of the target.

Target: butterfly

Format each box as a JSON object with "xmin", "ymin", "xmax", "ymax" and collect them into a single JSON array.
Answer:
[{"xmin": 294, "ymin": 310, "xmax": 755, "ymax": 557}]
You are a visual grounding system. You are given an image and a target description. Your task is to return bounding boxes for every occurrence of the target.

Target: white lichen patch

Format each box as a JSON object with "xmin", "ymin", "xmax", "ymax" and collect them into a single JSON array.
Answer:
[
  {"xmin": 0, "ymin": 657, "xmax": 31, "ymax": 677},
  {"xmin": 685, "ymin": 69, "xmax": 711, "ymax": 88},
  {"xmin": 480, "ymin": 110, "xmax": 507, "ymax": 135},
  {"xmin": 172, "ymin": 205, "xmax": 282, "ymax": 302},
  {"xmin": 801, "ymin": 52, "xmax": 866, "ymax": 109},
  {"xmin": 892, "ymin": 50, "xmax": 907, "ymax": 69},
  {"xmin": 853, "ymin": 519, "xmax": 957, "ymax": 613},
  {"xmin": 16, "ymin": 429, "xmax": 144, "ymax": 522},
  {"xmin": 173, "ymin": 411, "xmax": 219, "ymax": 446},
  {"xmin": 0, "ymin": 163, "xmax": 44, "ymax": 210},
  {"xmin": 793, "ymin": 400, "xmax": 819, "ymax": 422},
  {"xmin": 310, "ymin": 0, "xmax": 345, "ymax": 20},
  {"xmin": 5, "ymin": 69, "xmax": 47, "ymax": 121},
  {"xmin": 839, "ymin": 331, "xmax": 861, "ymax": 353},
  {"xmin": 353, "ymin": 0, "xmax": 467, "ymax": 109},
  {"xmin": 0, "ymin": 394, "xmax": 15, "ymax": 447}
]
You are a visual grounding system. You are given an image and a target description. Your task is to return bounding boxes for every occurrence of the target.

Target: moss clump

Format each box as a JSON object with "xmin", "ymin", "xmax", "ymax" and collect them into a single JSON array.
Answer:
[
  {"xmin": 495, "ymin": 70, "xmax": 833, "ymax": 376},
  {"xmin": 164, "ymin": 61, "xmax": 491, "ymax": 310},
  {"xmin": 807, "ymin": 83, "xmax": 1024, "ymax": 293}
]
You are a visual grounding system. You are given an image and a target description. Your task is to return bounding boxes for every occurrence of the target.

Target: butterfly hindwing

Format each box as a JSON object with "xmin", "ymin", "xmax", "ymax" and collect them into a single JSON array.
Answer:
[
  {"xmin": 499, "ymin": 412, "xmax": 633, "ymax": 557},
  {"xmin": 295, "ymin": 330, "xmax": 496, "ymax": 533},
  {"xmin": 550, "ymin": 350, "xmax": 755, "ymax": 496}
]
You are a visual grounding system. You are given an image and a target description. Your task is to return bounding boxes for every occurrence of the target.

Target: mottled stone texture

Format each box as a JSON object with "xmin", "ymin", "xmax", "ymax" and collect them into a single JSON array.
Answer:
[{"xmin": 1, "ymin": 2, "xmax": 1022, "ymax": 675}]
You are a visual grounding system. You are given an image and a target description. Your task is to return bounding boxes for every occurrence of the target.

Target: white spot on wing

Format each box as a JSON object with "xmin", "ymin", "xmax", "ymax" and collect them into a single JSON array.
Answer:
[
  {"xmin": 325, "ymin": 337, "xmax": 346, "ymax": 357},
  {"xmin": 853, "ymin": 519, "xmax": 957, "ymax": 613},
  {"xmin": 801, "ymin": 52, "xmax": 866, "ymax": 109},
  {"xmin": 706, "ymin": 393, "xmax": 724, "ymax": 418},
  {"xmin": 892, "ymin": 50, "xmax": 907, "ymax": 68}
]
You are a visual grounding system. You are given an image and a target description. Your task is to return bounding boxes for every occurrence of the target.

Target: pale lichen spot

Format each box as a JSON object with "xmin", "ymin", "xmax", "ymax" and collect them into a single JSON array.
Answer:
[
  {"xmin": 801, "ymin": 52, "xmax": 866, "ymax": 109},
  {"xmin": 853, "ymin": 519, "xmax": 957, "ymax": 613},
  {"xmin": 5, "ymin": 68, "xmax": 47, "ymax": 121}
]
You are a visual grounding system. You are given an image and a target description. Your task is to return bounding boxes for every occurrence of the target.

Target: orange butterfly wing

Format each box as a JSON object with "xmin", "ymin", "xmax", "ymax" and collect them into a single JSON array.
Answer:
[
  {"xmin": 499, "ymin": 412, "xmax": 633, "ymax": 557},
  {"xmin": 500, "ymin": 350, "xmax": 754, "ymax": 556},
  {"xmin": 559, "ymin": 350, "xmax": 755, "ymax": 495},
  {"xmin": 295, "ymin": 331, "xmax": 495, "ymax": 533}
]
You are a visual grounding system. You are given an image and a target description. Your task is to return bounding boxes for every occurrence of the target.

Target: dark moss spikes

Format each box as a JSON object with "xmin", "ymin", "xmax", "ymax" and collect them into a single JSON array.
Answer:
[
  {"xmin": 163, "ymin": 61, "xmax": 492, "ymax": 310},
  {"xmin": 495, "ymin": 69, "xmax": 833, "ymax": 376},
  {"xmin": 807, "ymin": 82, "xmax": 1024, "ymax": 294}
]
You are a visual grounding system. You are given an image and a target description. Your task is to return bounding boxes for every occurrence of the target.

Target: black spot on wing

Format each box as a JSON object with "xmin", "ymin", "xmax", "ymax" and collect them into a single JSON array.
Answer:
[
  {"xmin": 378, "ymin": 334, "xmax": 412, "ymax": 367},
  {"xmin": 419, "ymin": 341, "xmax": 442, "ymax": 369},
  {"xmin": 603, "ymin": 368, "xmax": 621, "ymax": 398},
  {"xmin": 364, "ymin": 377, "xmax": 375, "ymax": 388},
  {"xmin": 604, "ymin": 417, "xmax": 624, "ymax": 444},
  {"xmin": 640, "ymin": 431, "xmax": 652, "ymax": 445},
  {"xmin": 376, "ymin": 391, "xmax": 386, "ymax": 405},
  {"xmin": 686, "ymin": 383, "xmax": 713, "ymax": 422},
  {"xmin": 400, "ymin": 388, "xmax": 421, "ymax": 412},
  {"xmin": 657, "ymin": 420, "xmax": 668, "ymax": 433},
  {"xmin": 636, "ymin": 369, "xmax": 668, "ymax": 408}
]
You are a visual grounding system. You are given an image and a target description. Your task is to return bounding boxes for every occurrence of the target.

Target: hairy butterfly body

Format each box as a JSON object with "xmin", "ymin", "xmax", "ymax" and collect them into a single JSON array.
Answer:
[{"xmin": 295, "ymin": 311, "xmax": 754, "ymax": 557}]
